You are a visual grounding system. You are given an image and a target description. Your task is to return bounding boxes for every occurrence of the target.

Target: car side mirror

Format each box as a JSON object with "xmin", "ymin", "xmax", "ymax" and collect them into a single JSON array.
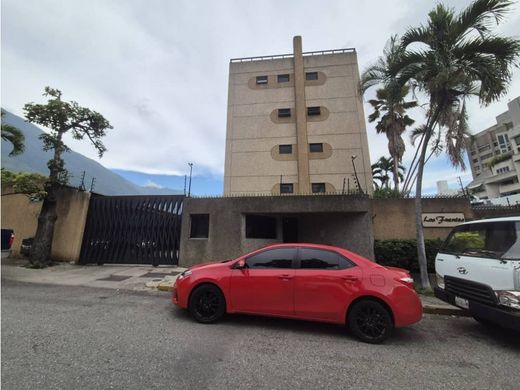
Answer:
[{"xmin": 233, "ymin": 259, "xmax": 246, "ymax": 269}]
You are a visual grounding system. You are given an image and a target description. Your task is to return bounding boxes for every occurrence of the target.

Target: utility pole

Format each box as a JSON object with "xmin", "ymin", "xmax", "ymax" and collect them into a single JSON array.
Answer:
[
  {"xmin": 184, "ymin": 175, "xmax": 187, "ymax": 196},
  {"xmin": 187, "ymin": 162, "xmax": 193, "ymax": 197}
]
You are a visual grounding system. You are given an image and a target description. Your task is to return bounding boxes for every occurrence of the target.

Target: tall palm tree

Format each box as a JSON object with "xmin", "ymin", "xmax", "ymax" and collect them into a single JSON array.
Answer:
[
  {"xmin": 372, "ymin": 156, "xmax": 405, "ymax": 191},
  {"xmin": 1, "ymin": 110, "xmax": 25, "ymax": 156},
  {"xmin": 361, "ymin": 36, "xmax": 417, "ymax": 192},
  {"xmin": 367, "ymin": 85, "xmax": 416, "ymax": 191},
  {"xmin": 396, "ymin": 0, "xmax": 520, "ymax": 289}
]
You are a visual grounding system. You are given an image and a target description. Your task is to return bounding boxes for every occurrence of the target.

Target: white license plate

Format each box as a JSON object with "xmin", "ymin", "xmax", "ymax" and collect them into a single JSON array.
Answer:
[{"xmin": 455, "ymin": 296, "xmax": 469, "ymax": 309}]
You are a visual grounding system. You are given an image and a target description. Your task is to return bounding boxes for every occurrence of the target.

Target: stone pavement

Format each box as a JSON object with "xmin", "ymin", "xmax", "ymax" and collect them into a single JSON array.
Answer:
[
  {"xmin": 0, "ymin": 258, "xmax": 184, "ymax": 292},
  {"xmin": 1, "ymin": 258, "xmax": 465, "ymax": 316}
]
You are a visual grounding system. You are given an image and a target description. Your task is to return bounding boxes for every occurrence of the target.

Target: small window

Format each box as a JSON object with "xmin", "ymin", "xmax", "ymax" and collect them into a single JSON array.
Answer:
[
  {"xmin": 190, "ymin": 214, "xmax": 209, "ymax": 239},
  {"xmin": 280, "ymin": 183, "xmax": 294, "ymax": 194},
  {"xmin": 246, "ymin": 248, "xmax": 295, "ymax": 269},
  {"xmin": 299, "ymin": 248, "xmax": 353, "ymax": 270},
  {"xmin": 278, "ymin": 108, "xmax": 291, "ymax": 118},
  {"xmin": 279, "ymin": 144, "xmax": 292, "ymax": 154},
  {"xmin": 309, "ymin": 143, "xmax": 323, "ymax": 153},
  {"xmin": 306, "ymin": 72, "xmax": 318, "ymax": 81},
  {"xmin": 246, "ymin": 215, "xmax": 277, "ymax": 239},
  {"xmin": 307, "ymin": 106, "xmax": 321, "ymax": 116},
  {"xmin": 277, "ymin": 74, "xmax": 290, "ymax": 83},
  {"xmin": 256, "ymin": 75, "xmax": 268, "ymax": 85},
  {"xmin": 312, "ymin": 183, "xmax": 326, "ymax": 193}
]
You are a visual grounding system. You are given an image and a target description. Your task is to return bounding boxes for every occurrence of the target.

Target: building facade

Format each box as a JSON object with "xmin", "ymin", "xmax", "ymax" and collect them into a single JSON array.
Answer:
[
  {"xmin": 467, "ymin": 96, "xmax": 520, "ymax": 199},
  {"xmin": 224, "ymin": 36, "xmax": 372, "ymax": 196}
]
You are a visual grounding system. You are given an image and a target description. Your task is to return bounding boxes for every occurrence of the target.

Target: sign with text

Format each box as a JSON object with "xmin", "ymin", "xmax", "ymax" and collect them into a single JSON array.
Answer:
[{"xmin": 422, "ymin": 213, "xmax": 465, "ymax": 227}]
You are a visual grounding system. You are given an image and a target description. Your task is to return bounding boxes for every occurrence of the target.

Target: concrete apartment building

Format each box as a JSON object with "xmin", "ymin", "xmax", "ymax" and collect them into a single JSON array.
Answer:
[
  {"xmin": 467, "ymin": 96, "xmax": 520, "ymax": 199},
  {"xmin": 223, "ymin": 36, "xmax": 372, "ymax": 196}
]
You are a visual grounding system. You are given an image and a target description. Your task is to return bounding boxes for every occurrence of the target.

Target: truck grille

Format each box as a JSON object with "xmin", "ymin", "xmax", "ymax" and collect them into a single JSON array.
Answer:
[{"xmin": 444, "ymin": 276, "xmax": 497, "ymax": 306}]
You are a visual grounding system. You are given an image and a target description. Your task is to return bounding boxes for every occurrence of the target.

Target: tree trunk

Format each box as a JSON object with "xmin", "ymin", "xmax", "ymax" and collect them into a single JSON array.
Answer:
[
  {"xmin": 392, "ymin": 155, "xmax": 399, "ymax": 192},
  {"xmin": 29, "ymin": 185, "xmax": 58, "ymax": 267},
  {"xmin": 415, "ymin": 133, "xmax": 432, "ymax": 290}
]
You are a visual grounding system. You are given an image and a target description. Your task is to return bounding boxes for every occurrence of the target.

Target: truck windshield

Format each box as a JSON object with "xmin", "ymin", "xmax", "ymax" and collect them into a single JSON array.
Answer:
[{"xmin": 441, "ymin": 221, "xmax": 520, "ymax": 260}]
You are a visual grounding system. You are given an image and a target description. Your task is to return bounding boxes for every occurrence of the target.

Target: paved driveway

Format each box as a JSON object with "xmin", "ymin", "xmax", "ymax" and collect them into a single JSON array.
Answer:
[{"xmin": 2, "ymin": 279, "xmax": 518, "ymax": 390}]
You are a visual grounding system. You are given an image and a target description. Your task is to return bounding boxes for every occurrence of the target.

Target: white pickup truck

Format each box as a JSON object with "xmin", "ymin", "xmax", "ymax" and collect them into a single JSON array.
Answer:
[{"xmin": 434, "ymin": 217, "xmax": 520, "ymax": 331}]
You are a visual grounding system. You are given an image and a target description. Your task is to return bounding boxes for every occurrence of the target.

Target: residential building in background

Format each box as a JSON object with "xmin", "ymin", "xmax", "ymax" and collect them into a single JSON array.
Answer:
[
  {"xmin": 223, "ymin": 36, "xmax": 372, "ymax": 195},
  {"xmin": 467, "ymin": 96, "xmax": 520, "ymax": 199}
]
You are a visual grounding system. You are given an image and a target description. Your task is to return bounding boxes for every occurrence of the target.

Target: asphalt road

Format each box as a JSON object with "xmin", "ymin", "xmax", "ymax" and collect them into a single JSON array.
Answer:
[{"xmin": 2, "ymin": 279, "xmax": 519, "ymax": 390}]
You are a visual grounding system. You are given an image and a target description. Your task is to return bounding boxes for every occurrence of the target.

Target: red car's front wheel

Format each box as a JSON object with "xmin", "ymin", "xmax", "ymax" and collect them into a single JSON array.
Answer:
[{"xmin": 188, "ymin": 284, "xmax": 226, "ymax": 323}]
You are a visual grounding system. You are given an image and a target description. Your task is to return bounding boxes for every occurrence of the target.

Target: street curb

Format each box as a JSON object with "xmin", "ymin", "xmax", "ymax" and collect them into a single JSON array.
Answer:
[
  {"xmin": 157, "ymin": 282, "xmax": 174, "ymax": 292},
  {"xmin": 422, "ymin": 304, "xmax": 471, "ymax": 317}
]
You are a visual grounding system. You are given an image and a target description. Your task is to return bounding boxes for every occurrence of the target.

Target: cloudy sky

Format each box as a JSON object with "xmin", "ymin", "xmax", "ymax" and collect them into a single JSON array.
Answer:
[{"xmin": 2, "ymin": 0, "xmax": 520, "ymax": 195}]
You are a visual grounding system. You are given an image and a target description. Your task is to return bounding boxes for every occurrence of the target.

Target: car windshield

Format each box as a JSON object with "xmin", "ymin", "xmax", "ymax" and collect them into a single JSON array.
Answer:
[{"xmin": 441, "ymin": 221, "xmax": 520, "ymax": 260}]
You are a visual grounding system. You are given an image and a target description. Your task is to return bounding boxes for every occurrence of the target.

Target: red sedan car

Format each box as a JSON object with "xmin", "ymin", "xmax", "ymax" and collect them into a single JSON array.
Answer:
[{"xmin": 172, "ymin": 243, "xmax": 422, "ymax": 343}]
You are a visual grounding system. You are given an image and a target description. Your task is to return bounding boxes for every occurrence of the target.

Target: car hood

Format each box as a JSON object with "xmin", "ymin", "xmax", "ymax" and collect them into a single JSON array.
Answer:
[{"xmin": 189, "ymin": 259, "xmax": 232, "ymax": 271}]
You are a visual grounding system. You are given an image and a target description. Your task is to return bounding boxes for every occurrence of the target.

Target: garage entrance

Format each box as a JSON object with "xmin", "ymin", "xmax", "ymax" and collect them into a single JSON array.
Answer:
[{"xmin": 79, "ymin": 195, "xmax": 184, "ymax": 266}]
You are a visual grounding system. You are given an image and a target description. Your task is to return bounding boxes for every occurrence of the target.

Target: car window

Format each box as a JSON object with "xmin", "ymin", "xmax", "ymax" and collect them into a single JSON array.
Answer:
[
  {"xmin": 441, "ymin": 221, "xmax": 520, "ymax": 260},
  {"xmin": 298, "ymin": 248, "xmax": 353, "ymax": 270},
  {"xmin": 246, "ymin": 248, "xmax": 295, "ymax": 269}
]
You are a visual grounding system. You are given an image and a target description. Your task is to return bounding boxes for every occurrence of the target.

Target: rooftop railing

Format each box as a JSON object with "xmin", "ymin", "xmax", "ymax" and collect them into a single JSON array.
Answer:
[{"xmin": 230, "ymin": 48, "xmax": 356, "ymax": 63}]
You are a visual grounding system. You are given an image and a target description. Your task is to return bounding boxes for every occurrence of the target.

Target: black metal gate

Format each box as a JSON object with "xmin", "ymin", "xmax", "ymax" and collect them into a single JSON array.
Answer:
[{"xmin": 80, "ymin": 195, "xmax": 184, "ymax": 265}]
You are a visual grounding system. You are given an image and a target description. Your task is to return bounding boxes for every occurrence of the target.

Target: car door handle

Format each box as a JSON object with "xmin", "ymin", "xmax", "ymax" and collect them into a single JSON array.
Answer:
[
  {"xmin": 342, "ymin": 275, "xmax": 358, "ymax": 282},
  {"xmin": 279, "ymin": 274, "xmax": 293, "ymax": 280}
]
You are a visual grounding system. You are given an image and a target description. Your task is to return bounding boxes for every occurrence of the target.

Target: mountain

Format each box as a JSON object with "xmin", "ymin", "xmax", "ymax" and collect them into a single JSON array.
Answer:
[{"xmin": 1, "ymin": 110, "xmax": 182, "ymax": 196}]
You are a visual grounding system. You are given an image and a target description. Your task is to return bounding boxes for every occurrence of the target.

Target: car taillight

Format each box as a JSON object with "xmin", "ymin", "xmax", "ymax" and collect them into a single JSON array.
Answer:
[
  {"xmin": 396, "ymin": 276, "xmax": 415, "ymax": 289},
  {"xmin": 8, "ymin": 233, "xmax": 15, "ymax": 248}
]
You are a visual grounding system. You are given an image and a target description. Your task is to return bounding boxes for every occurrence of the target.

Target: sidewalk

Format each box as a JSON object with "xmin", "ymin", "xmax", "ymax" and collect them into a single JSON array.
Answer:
[
  {"xmin": 1, "ymin": 258, "xmax": 466, "ymax": 316},
  {"xmin": 1, "ymin": 258, "xmax": 185, "ymax": 292}
]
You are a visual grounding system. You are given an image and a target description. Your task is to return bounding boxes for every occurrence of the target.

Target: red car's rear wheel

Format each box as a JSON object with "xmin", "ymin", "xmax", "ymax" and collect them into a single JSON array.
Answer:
[{"xmin": 348, "ymin": 300, "xmax": 394, "ymax": 344}]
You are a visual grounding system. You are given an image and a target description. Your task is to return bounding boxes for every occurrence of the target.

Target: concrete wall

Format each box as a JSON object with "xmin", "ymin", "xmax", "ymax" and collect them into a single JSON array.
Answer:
[
  {"xmin": 372, "ymin": 198, "xmax": 475, "ymax": 240},
  {"xmin": 179, "ymin": 195, "xmax": 373, "ymax": 267},
  {"xmin": 224, "ymin": 44, "xmax": 372, "ymax": 196},
  {"xmin": 1, "ymin": 188, "xmax": 91, "ymax": 262}
]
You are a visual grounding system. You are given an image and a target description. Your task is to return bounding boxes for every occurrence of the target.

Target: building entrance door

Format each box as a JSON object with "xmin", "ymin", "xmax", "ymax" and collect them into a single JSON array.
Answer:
[{"xmin": 282, "ymin": 217, "xmax": 298, "ymax": 243}]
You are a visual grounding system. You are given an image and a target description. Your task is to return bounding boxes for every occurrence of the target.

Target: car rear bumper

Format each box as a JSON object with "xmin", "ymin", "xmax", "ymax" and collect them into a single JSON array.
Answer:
[{"xmin": 434, "ymin": 287, "xmax": 520, "ymax": 332}]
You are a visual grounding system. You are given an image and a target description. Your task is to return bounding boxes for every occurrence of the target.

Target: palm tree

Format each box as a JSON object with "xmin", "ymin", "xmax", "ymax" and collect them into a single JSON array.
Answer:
[
  {"xmin": 361, "ymin": 36, "xmax": 417, "ymax": 193},
  {"xmin": 396, "ymin": 0, "xmax": 520, "ymax": 289},
  {"xmin": 372, "ymin": 156, "xmax": 405, "ymax": 191},
  {"xmin": 1, "ymin": 110, "xmax": 25, "ymax": 156},
  {"xmin": 367, "ymin": 85, "xmax": 416, "ymax": 191}
]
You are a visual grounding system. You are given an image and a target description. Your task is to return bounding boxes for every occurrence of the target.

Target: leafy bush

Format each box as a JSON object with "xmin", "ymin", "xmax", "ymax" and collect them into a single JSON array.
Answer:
[{"xmin": 374, "ymin": 239, "xmax": 444, "ymax": 273}]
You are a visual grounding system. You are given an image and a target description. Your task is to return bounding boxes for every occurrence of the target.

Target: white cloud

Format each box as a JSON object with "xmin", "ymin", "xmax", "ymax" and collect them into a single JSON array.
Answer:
[
  {"xmin": 143, "ymin": 180, "xmax": 164, "ymax": 189},
  {"xmin": 1, "ymin": 0, "xmax": 519, "ymax": 182}
]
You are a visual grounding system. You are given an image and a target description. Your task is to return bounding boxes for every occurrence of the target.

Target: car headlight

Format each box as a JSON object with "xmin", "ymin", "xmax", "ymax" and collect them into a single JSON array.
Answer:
[
  {"xmin": 436, "ymin": 273, "xmax": 445, "ymax": 289},
  {"xmin": 496, "ymin": 290, "xmax": 520, "ymax": 310},
  {"xmin": 177, "ymin": 270, "xmax": 192, "ymax": 280}
]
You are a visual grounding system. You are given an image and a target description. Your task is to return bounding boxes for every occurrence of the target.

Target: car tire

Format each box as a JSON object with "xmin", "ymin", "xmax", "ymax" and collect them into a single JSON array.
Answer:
[
  {"xmin": 348, "ymin": 299, "xmax": 394, "ymax": 344},
  {"xmin": 188, "ymin": 284, "xmax": 226, "ymax": 324},
  {"xmin": 472, "ymin": 315, "xmax": 498, "ymax": 329}
]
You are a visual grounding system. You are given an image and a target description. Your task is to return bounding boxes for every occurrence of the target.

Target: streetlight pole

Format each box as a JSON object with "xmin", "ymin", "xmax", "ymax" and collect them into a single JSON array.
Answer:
[{"xmin": 187, "ymin": 162, "xmax": 193, "ymax": 197}]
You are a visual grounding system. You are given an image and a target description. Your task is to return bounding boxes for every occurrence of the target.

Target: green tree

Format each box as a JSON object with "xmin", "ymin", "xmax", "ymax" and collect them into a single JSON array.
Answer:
[
  {"xmin": 1, "ymin": 110, "xmax": 25, "ymax": 156},
  {"xmin": 396, "ymin": 0, "xmax": 520, "ymax": 289},
  {"xmin": 24, "ymin": 87, "xmax": 112, "ymax": 267},
  {"xmin": 361, "ymin": 36, "xmax": 417, "ymax": 192},
  {"xmin": 1, "ymin": 169, "xmax": 47, "ymax": 200},
  {"xmin": 371, "ymin": 156, "xmax": 405, "ymax": 190}
]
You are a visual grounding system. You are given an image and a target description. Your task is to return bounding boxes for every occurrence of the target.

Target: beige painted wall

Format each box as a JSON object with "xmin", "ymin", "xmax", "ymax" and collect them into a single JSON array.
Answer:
[
  {"xmin": 224, "ymin": 48, "xmax": 372, "ymax": 196},
  {"xmin": 1, "ymin": 188, "xmax": 91, "ymax": 262},
  {"xmin": 372, "ymin": 198, "xmax": 475, "ymax": 240}
]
